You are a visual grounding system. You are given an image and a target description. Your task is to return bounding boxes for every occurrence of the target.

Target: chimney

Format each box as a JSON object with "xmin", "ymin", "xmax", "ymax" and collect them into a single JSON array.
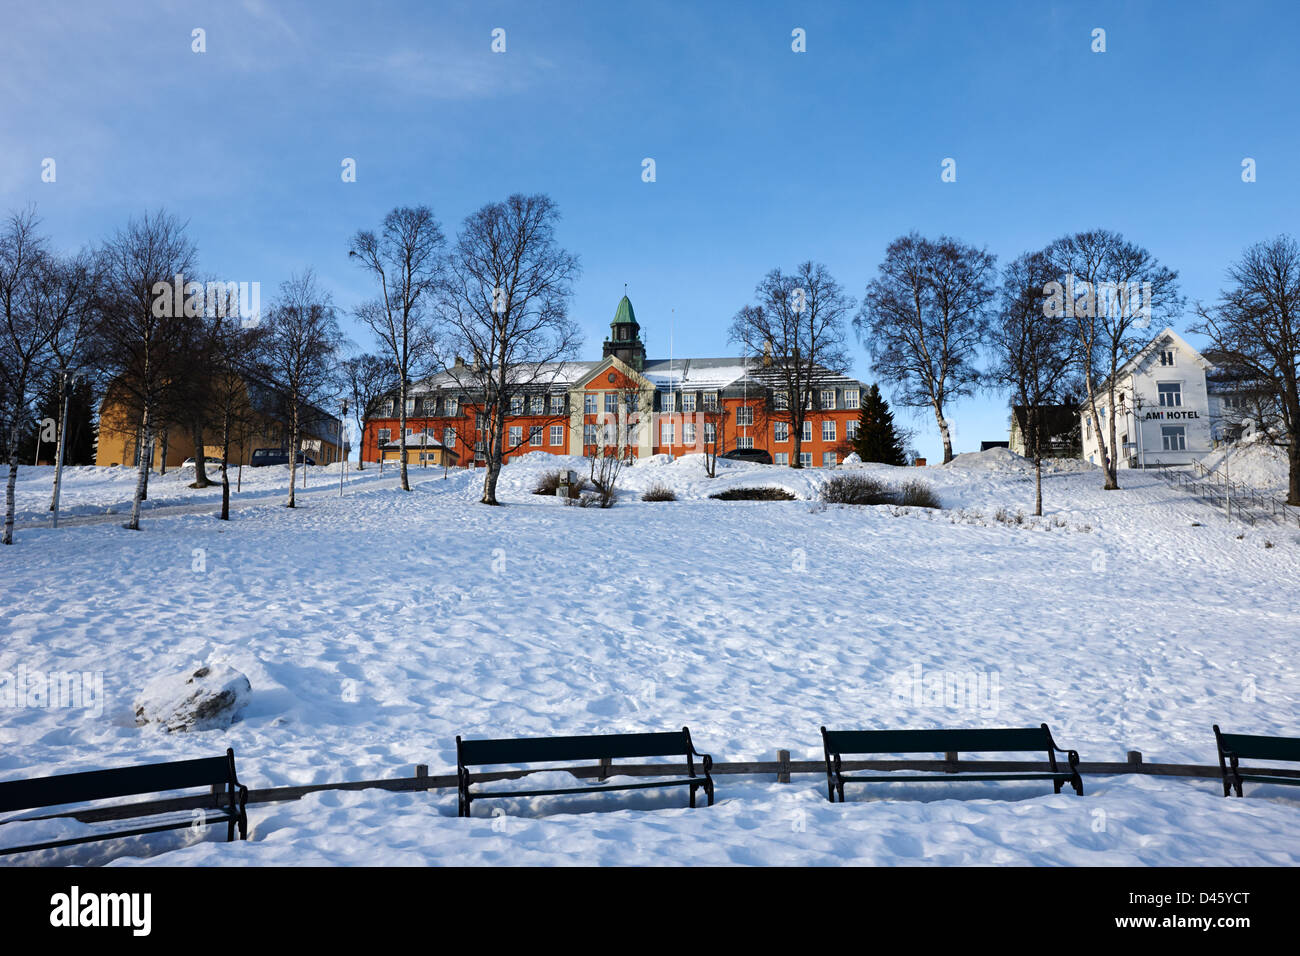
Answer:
[
  {"xmin": 762, "ymin": 339, "xmax": 773, "ymax": 367},
  {"xmin": 453, "ymin": 355, "xmax": 464, "ymax": 369}
]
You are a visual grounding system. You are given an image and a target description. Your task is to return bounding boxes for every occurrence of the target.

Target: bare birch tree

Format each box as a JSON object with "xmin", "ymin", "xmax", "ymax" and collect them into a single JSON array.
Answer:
[
  {"xmin": 1193, "ymin": 235, "xmax": 1300, "ymax": 505},
  {"xmin": 436, "ymin": 194, "xmax": 581, "ymax": 505},
  {"xmin": 856, "ymin": 233, "xmax": 996, "ymax": 464},
  {"xmin": 1043, "ymin": 229, "xmax": 1181, "ymax": 490},
  {"xmin": 730, "ymin": 261, "xmax": 853, "ymax": 468},
  {"xmin": 348, "ymin": 206, "xmax": 445, "ymax": 491}
]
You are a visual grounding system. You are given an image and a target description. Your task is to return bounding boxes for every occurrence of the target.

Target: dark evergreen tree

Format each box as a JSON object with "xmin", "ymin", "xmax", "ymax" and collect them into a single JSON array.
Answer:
[{"xmin": 852, "ymin": 384, "xmax": 907, "ymax": 465}]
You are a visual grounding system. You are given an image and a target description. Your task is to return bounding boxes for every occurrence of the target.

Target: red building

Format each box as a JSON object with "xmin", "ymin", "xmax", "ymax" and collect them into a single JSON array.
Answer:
[{"xmin": 362, "ymin": 296, "xmax": 867, "ymax": 468}]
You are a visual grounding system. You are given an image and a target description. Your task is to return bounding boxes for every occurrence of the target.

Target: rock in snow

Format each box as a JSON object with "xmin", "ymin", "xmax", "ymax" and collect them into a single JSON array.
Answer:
[{"xmin": 133, "ymin": 663, "xmax": 251, "ymax": 732}]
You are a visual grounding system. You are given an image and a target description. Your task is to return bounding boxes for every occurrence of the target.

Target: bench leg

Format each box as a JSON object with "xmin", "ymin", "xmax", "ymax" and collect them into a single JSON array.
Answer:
[
  {"xmin": 1072, "ymin": 775, "xmax": 1083, "ymax": 797},
  {"xmin": 689, "ymin": 783, "xmax": 697, "ymax": 809},
  {"xmin": 705, "ymin": 777, "xmax": 714, "ymax": 807},
  {"xmin": 227, "ymin": 817, "xmax": 236, "ymax": 842},
  {"xmin": 1053, "ymin": 779, "xmax": 1062, "ymax": 795}
]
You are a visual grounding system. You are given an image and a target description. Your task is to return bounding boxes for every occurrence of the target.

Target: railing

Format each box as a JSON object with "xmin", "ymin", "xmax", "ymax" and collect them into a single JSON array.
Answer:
[
  {"xmin": 1154, "ymin": 461, "xmax": 1300, "ymax": 527},
  {"xmin": 15, "ymin": 750, "xmax": 1299, "ymax": 828}
]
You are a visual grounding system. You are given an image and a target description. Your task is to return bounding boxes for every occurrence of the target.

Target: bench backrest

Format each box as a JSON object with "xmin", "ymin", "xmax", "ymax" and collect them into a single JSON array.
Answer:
[
  {"xmin": 1216, "ymin": 731, "xmax": 1300, "ymax": 763},
  {"xmin": 822, "ymin": 726, "xmax": 1053, "ymax": 757},
  {"xmin": 0, "ymin": 753, "xmax": 235, "ymax": 814},
  {"xmin": 458, "ymin": 730, "xmax": 693, "ymax": 768}
]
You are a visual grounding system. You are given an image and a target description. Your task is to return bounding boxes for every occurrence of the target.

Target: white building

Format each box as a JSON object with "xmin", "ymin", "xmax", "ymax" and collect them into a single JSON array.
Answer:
[{"xmin": 1080, "ymin": 327, "xmax": 1242, "ymax": 469}]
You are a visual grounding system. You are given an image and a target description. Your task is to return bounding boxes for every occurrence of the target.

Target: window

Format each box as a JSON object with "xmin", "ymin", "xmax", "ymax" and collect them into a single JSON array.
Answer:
[
  {"xmin": 682, "ymin": 393, "xmax": 696, "ymax": 413},
  {"xmin": 1160, "ymin": 349, "xmax": 1176, "ymax": 366},
  {"xmin": 474, "ymin": 441, "xmax": 485, "ymax": 460},
  {"xmin": 624, "ymin": 392, "xmax": 638, "ymax": 413},
  {"xmin": 736, "ymin": 406, "xmax": 753, "ymax": 426},
  {"xmin": 662, "ymin": 392, "xmax": 676, "ymax": 412},
  {"xmin": 737, "ymin": 436, "xmax": 753, "ymax": 449},
  {"xmin": 844, "ymin": 389, "xmax": 860, "ymax": 410},
  {"xmin": 530, "ymin": 395, "xmax": 544, "ymax": 415},
  {"xmin": 583, "ymin": 424, "xmax": 597, "ymax": 446},
  {"xmin": 774, "ymin": 452, "xmax": 789, "ymax": 465},
  {"xmin": 660, "ymin": 421, "xmax": 675, "ymax": 445},
  {"xmin": 446, "ymin": 397, "xmax": 458, "ymax": 417},
  {"xmin": 821, "ymin": 389, "xmax": 836, "ymax": 410},
  {"xmin": 508, "ymin": 426, "xmax": 522, "ymax": 447},
  {"xmin": 822, "ymin": 420, "xmax": 836, "ymax": 442},
  {"xmin": 1158, "ymin": 383, "xmax": 1182, "ymax": 407},
  {"xmin": 376, "ymin": 428, "xmax": 391, "ymax": 444},
  {"xmin": 550, "ymin": 424, "xmax": 564, "ymax": 446},
  {"xmin": 1161, "ymin": 426, "xmax": 1186, "ymax": 451},
  {"xmin": 799, "ymin": 452, "xmax": 812, "ymax": 467},
  {"xmin": 405, "ymin": 398, "xmax": 415, "ymax": 415},
  {"xmin": 823, "ymin": 451, "xmax": 838, "ymax": 467},
  {"xmin": 774, "ymin": 422, "xmax": 789, "ymax": 443},
  {"xmin": 528, "ymin": 426, "xmax": 542, "ymax": 446},
  {"xmin": 605, "ymin": 392, "xmax": 618, "ymax": 413},
  {"xmin": 682, "ymin": 422, "xmax": 696, "ymax": 445},
  {"xmin": 846, "ymin": 420, "xmax": 859, "ymax": 440},
  {"xmin": 704, "ymin": 422, "xmax": 716, "ymax": 444},
  {"xmin": 423, "ymin": 397, "xmax": 437, "ymax": 416},
  {"xmin": 381, "ymin": 399, "xmax": 394, "ymax": 416},
  {"xmin": 510, "ymin": 396, "xmax": 524, "ymax": 415},
  {"xmin": 773, "ymin": 392, "xmax": 788, "ymax": 411},
  {"xmin": 802, "ymin": 421, "xmax": 812, "ymax": 442},
  {"xmin": 550, "ymin": 394, "xmax": 565, "ymax": 414},
  {"xmin": 702, "ymin": 392, "xmax": 718, "ymax": 410},
  {"xmin": 476, "ymin": 413, "xmax": 487, "ymax": 433},
  {"xmin": 443, "ymin": 427, "xmax": 455, "ymax": 448},
  {"xmin": 584, "ymin": 393, "xmax": 598, "ymax": 415}
]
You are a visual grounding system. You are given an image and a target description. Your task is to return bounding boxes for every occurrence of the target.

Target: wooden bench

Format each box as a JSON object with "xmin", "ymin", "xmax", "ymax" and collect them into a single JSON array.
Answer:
[
  {"xmin": 0, "ymin": 748, "xmax": 248, "ymax": 856},
  {"xmin": 456, "ymin": 728, "xmax": 713, "ymax": 818},
  {"xmin": 820, "ymin": 724, "xmax": 1083, "ymax": 802},
  {"xmin": 1213, "ymin": 725, "xmax": 1300, "ymax": 797}
]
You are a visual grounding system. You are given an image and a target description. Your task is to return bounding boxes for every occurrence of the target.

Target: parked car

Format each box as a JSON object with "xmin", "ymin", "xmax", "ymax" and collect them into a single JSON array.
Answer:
[
  {"xmin": 250, "ymin": 448, "xmax": 316, "ymax": 467},
  {"xmin": 722, "ymin": 448, "xmax": 773, "ymax": 464},
  {"xmin": 182, "ymin": 456, "xmax": 226, "ymax": 470}
]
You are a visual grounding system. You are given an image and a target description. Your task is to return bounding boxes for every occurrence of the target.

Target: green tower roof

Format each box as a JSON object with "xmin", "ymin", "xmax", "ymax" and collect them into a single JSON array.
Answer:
[{"xmin": 612, "ymin": 295, "xmax": 638, "ymax": 326}]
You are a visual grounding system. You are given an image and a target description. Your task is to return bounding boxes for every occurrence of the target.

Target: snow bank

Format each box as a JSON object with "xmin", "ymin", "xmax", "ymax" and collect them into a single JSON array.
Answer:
[{"xmin": 1198, "ymin": 442, "xmax": 1290, "ymax": 493}]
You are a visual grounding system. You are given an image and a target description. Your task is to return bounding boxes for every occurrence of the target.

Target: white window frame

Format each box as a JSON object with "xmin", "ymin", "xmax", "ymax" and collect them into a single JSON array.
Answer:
[
  {"xmin": 682, "ymin": 422, "xmax": 696, "ymax": 445},
  {"xmin": 702, "ymin": 391, "xmax": 718, "ymax": 410},
  {"xmin": 550, "ymin": 424, "xmax": 564, "ymax": 446},
  {"xmin": 822, "ymin": 420, "xmax": 836, "ymax": 442},
  {"xmin": 583, "ymin": 423, "xmax": 597, "ymax": 445},
  {"xmin": 736, "ymin": 406, "xmax": 753, "ymax": 426},
  {"xmin": 846, "ymin": 419, "xmax": 859, "ymax": 439},
  {"xmin": 1158, "ymin": 382, "xmax": 1183, "ymax": 408},
  {"xmin": 682, "ymin": 393, "xmax": 696, "ymax": 413},
  {"xmin": 820, "ymin": 389, "xmax": 836, "ymax": 410},
  {"xmin": 1161, "ymin": 425, "xmax": 1186, "ymax": 451},
  {"xmin": 773, "ymin": 392, "xmax": 788, "ymax": 411},
  {"xmin": 737, "ymin": 436, "xmax": 754, "ymax": 450},
  {"xmin": 823, "ymin": 451, "xmax": 838, "ymax": 467},
  {"xmin": 660, "ymin": 421, "xmax": 675, "ymax": 446},
  {"xmin": 530, "ymin": 425, "xmax": 543, "ymax": 446},
  {"xmin": 799, "ymin": 451, "xmax": 812, "ymax": 467},
  {"xmin": 508, "ymin": 425, "xmax": 522, "ymax": 447},
  {"xmin": 662, "ymin": 392, "xmax": 676, "ymax": 412},
  {"xmin": 509, "ymin": 396, "xmax": 524, "ymax": 415},
  {"xmin": 774, "ymin": 452, "xmax": 789, "ymax": 465},
  {"xmin": 774, "ymin": 422, "xmax": 789, "ymax": 443},
  {"xmin": 844, "ymin": 389, "xmax": 860, "ymax": 410},
  {"xmin": 1160, "ymin": 349, "xmax": 1176, "ymax": 367},
  {"xmin": 530, "ymin": 395, "xmax": 544, "ymax": 415},
  {"xmin": 802, "ymin": 421, "xmax": 812, "ymax": 442}
]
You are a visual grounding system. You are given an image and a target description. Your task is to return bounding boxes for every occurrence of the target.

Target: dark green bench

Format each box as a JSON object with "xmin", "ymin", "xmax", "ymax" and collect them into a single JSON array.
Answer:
[
  {"xmin": 0, "ymin": 749, "xmax": 248, "ymax": 856},
  {"xmin": 820, "ymin": 724, "xmax": 1083, "ymax": 802},
  {"xmin": 1213, "ymin": 725, "xmax": 1300, "ymax": 797},
  {"xmin": 456, "ymin": 728, "xmax": 713, "ymax": 818}
]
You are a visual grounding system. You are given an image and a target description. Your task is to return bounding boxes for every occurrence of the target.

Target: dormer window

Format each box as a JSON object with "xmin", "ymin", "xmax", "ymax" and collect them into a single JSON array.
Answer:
[{"xmin": 1160, "ymin": 349, "xmax": 1175, "ymax": 366}]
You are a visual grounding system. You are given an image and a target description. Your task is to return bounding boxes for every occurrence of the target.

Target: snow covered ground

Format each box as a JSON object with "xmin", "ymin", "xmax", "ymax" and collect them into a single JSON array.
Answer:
[
  {"xmin": 2, "ymin": 449, "xmax": 1298, "ymax": 865},
  {"xmin": 1197, "ymin": 440, "xmax": 1292, "ymax": 494}
]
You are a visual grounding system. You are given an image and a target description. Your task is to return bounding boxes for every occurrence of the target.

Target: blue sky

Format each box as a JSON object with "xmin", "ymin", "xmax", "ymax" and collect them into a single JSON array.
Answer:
[{"xmin": 3, "ymin": 0, "xmax": 1298, "ymax": 460}]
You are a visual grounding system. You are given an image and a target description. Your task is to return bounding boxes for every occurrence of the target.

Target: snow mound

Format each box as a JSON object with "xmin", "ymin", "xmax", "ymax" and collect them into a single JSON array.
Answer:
[
  {"xmin": 942, "ymin": 447, "xmax": 1032, "ymax": 473},
  {"xmin": 133, "ymin": 662, "xmax": 251, "ymax": 732},
  {"xmin": 1198, "ymin": 443, "xmax": 1290, "ymax": 493}
]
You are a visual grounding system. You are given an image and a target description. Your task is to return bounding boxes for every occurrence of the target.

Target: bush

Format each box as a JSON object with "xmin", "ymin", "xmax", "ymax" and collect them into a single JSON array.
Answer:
[
  {"xmin": 820, "ymin": 474, "xmax": 893, "ymax": 506},
  {"xmin": 534, "ymin": 470, "xmax": 585, "ymax": 499},
  {"xmin": 897, "ymin": 480, "xmax": 941, "ymax": 509},
  {"xmin": 642, "ymin": 483, "xmax": 677, "ymax": 502},
  {"xmin": 709, "ymin": 486, "xmax": 797, "ymax": 501}
]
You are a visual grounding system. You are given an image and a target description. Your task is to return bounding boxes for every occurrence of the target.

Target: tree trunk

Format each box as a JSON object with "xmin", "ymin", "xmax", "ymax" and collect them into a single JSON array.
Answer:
[
  {"xmin": 3, "ymin": 413, "xmax": 21, "ymax": 544},
  {"xmin": 159, "ymin": 428, "xmax": 168, "ymax": 476},
  {"xmin": 481, "ymin": 402, "xmax": 504, "ymax": 504},
  {"xmin": 935, "ymin": 405, "xmax": 954, "ymax": 464},
  {"xmin": 1105, "ymin": 380, "xmax": 1121, "ymax": 490},
  {"xmin": 127, "ymin": 407, "xmax": 151, "ymax": 530},
  {"xmin": 1289, "ymin": 441, "xmax": 1300, "ymax": 507},
  {"xmin": 398, "ymin": 382, "xmax": 410, "ymax": 492},
  {"xmin": 790, "ymin": 412, "xmax": 803, "ymax": 468},
  {"xmin": 220, "ymin": 413, "xmax": 231, "ymax": 521},
  {"xmin": 49, "ymin": 373, "xmax": 68, "ymax": 511},
  {"xmin": 192, "ymin": 421, "xmax": 211, "ymax": 487},
  {"xmin": 287, "ymin": 406, "xmax": 299, "ymax": 508}
]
